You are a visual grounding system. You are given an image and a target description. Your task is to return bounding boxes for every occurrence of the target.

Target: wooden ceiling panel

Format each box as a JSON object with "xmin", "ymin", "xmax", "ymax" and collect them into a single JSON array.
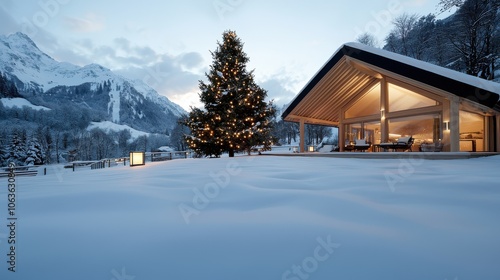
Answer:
[{"xmin": 288, "ymin": 59, "xmax": 378, "ymax": 125}]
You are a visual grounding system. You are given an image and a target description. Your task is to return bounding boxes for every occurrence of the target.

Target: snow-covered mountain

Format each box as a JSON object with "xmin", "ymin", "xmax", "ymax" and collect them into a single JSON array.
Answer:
[{"xmin": 0, "ymin": 32, "xmax": 186, "ymax": 133}]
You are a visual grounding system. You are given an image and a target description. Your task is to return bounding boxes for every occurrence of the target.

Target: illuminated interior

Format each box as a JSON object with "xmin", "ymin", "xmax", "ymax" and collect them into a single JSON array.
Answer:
[
  {"xmin": 389, "ymin": 115, "xmax": 441, "ymax": 150},
  {"xmin": 343, "ymin": 81, "xmax": 448, "ymax": 151},
  {"xmin": 459, "ymin": 111, "xmax": 484, "ymax": 152},
  {"xmin": 388, "ymin": 83, "xmax": 439, "ymax": 112},
  {"xmin": 345, "ymin": 84, "xmax": 380, "ymax": 119}
]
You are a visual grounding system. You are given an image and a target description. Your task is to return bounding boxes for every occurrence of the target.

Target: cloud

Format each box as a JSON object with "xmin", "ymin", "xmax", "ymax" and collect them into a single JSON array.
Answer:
[
  {"xmin": 112, "ymin": 51, "xmax": 206, "ymax": 110},
  {"xmin": 176, "ymin": 52, "xmax": 204, "ymax": 70},
  {"xmin": 113, "ymin": 37, "xmax": 130, "ymax": 51},
  {"xmin": 64, "ymin": 13, "xmax": 104, "ymax": 32},
  {"xmin": 257, "ymin": 69, "xmax": 305, "ymax": 108}
]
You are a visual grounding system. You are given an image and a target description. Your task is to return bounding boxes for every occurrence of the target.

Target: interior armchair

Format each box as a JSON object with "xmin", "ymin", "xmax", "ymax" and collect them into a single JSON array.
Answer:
[
  {"xmin": 420, "ymin": 141, "xmax": 444, "ymax": 152},
  {"xmin": 353, "ymin": 139, "xmax": 371, "ymax": 152}
]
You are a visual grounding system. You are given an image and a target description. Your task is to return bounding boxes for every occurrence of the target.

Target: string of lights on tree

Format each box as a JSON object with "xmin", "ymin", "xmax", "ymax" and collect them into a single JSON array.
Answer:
[{"xmin": 181, "ymin": 30, "xmax": 276, "ymax": 158}]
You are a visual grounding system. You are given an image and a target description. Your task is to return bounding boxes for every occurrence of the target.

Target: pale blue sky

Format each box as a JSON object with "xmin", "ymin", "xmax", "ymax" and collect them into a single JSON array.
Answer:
[{"xmin": 0, "ymin": 0, "xmax": 454, "ymax": 110}]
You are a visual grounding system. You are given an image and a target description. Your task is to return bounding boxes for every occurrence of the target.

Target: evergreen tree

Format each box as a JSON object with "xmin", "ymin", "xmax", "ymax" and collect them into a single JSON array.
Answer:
[
  {"xmin": 0, "ymin": 72, "xmax": 21, "ymax": 98},
  {"xmin": 0, "ymin": 72, "xmax": 6, "ymax": 96},
  {"xmin": 171, "ymin": 118, "xmax": 190, "ymax": 151},
  {"xmin": 25, "ymin": 135, "xmax": 45, "ymax": 166},
  {"xmin": 183, "ymin": 107, "xmax": 222, "ymax": 157},
  {"xmin": 6, "ymin": 129, "xmax": 27, "ymax": 166},
  {"xmin": 44, "ymin": 127, "xmax": 53, "ymax": 164},
  {"xmin": 0, "ymin": 129, "xmax": 7, "ymax": 166},
  {"xmin": 183, "ymin": 30, "xmax": 275, "ymax": 157}
]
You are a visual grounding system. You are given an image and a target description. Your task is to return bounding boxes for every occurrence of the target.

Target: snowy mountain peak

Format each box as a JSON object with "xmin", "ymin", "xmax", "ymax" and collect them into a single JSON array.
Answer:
[
  {"xmin": 4, "ymin": 32, "xmax": 40, "ymax": 50},
  {"xmin": 82, "ymin": 63, "xmax": 110, "ymax": 72},
  {"xmin": 0, "ymin": 32, "xmax": 187, "ymax": 133}
]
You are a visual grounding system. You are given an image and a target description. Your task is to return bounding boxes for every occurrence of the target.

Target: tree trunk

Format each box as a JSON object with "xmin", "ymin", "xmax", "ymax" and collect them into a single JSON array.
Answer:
[{"xmin": 228, "ymin": 149, "xmax": 234, "ymax": 157}]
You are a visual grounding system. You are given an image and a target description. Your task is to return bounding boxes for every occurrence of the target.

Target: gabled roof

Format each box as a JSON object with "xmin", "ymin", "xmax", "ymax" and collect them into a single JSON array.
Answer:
[{"xmin": 282, "ymin": 42, "xmax": 500, "ymax": 125}]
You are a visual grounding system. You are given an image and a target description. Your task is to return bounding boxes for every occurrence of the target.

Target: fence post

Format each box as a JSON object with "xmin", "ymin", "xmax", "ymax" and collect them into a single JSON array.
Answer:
[
  {"xmin": 73, "ymin": 163, "xmax": 75, "ymax": 172},
  {"xmin": 44, "ymin": 167, "xmax": 46, "ymax": 175}
]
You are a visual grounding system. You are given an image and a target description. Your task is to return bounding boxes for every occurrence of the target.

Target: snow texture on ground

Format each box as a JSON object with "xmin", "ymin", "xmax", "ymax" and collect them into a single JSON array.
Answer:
[{"xmin": 0, "ymin": 155, "xmax": 499, "ymax": 280}]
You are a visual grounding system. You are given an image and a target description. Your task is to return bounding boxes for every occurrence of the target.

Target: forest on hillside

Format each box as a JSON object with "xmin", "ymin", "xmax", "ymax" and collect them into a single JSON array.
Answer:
[{"xmin": 359, "ymin": 0, "xmax": 500, "ymax": 81}]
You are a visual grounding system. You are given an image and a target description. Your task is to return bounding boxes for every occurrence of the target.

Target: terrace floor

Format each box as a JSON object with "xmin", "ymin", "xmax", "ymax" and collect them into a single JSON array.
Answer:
[{"xmin": 262, "ymin": 147, "xmax": 499, "ymax": 160}]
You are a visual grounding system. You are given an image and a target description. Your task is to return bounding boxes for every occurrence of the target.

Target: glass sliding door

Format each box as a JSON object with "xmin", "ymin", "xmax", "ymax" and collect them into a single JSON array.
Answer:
[
  {"xmin": 459, "ymin": 111, "xmax": 484, "ymax": 152},
  {"xmin": 388, "ymin": 114, "xmax": 441, "ymax": 151}
]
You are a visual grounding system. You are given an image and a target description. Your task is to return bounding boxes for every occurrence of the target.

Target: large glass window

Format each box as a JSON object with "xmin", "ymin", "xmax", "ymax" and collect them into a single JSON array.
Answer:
[
  {"xmin": 344, "ymin": 123, "xmax": 363, "ymax": 144},
  {"xmin": 363, "ymin": 121, "xmax": 380, "ymax": 144},
  {"xmin": 345, "ymin": 84, "xmax": 380, "ymax": 119},
  {"xmin": 388, "ymin": 114, "xmax": 441, "ymax": 150},
  {"xmin": 389, "ymin": 83, "xmax": 438, "ymax": 112},
  {"xmin": 459, "ymin": 111, "xmax": 484, "ymax": 152},
  {"xmin": 344, "ymin": 122, "xmax": 380, "ymax": 145}
]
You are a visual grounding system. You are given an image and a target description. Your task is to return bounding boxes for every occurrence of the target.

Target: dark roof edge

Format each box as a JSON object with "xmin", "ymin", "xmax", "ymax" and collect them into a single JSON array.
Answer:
[
  {"xmin": 281, "ymin": 45, "xmax": 346, "ymax": 120},
  {"xmin": 282, "ymin": 43, "xmax": 500, "ymax": 120}
]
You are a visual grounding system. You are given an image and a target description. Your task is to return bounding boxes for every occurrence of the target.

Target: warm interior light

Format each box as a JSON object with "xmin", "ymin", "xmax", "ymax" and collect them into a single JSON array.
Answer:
[
  {"xmin": 130, "ymin": 152, "xmax": 145, "ymax": 167},
  {"xmin": 308, "ymin": 146, "xmax": 315, "ymax": 152}
]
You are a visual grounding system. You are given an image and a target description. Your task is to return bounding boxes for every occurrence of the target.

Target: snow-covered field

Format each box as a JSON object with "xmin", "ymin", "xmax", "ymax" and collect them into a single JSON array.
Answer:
[
  {"xmin": 87, "ymin": 121, "xmax": 150, "ymax": 139},
  {"xmin": 1, "ymin": 155, "xmax": 500, "ymax": 280}
]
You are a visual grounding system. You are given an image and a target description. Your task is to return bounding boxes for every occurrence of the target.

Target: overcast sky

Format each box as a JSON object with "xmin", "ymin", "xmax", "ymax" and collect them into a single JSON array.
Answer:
[{"xmin": 0, "ymin": 0, "xmax": 454, "ymax": 110}]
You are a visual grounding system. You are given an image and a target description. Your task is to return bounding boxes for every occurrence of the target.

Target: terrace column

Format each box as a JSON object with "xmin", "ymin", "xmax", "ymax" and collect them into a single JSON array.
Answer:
[
  {"xmin": 497, "ymin": 115, "xmax": 500, "ymax": 152},
  {"xmin": 380, "ymin": 78, "xmax": 389, "ymax": 143},
  {"xmin": 339, "ymin": 108, "xmax": 345, "ymax": 152},
  {"xmin": 299, "ymin": 119, "xmax": 305, "ymax": 153},
  {"xmin": 449, "ymin": 96, "xmax": 460, "ymax": 152}
]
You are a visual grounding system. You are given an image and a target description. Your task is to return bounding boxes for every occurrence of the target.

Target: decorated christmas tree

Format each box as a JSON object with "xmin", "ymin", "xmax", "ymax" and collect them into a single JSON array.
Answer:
[{"xmin": 183, "ymin": 30, "xmax": 276, "ymax": 157}]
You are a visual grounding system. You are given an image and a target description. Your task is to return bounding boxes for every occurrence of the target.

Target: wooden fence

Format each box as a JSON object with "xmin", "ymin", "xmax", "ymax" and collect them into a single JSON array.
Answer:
[
  {"xmin": 0, "ymin": 166, "xmax": 40, "ymax": 177},
  {"xmin": 67, "ymin": 151, "xmax": 193, "ymax": 172}
]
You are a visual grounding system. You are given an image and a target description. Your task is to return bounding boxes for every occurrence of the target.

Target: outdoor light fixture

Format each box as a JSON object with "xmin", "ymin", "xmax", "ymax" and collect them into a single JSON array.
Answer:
[
  {"xmin": 443, "ymin": 121, "xmax": 450, "ymax": 131},
  {"xmin": 308, "ymin": 146, "xmax": 315, "ymax": 152},
  {"xmin": 129, "ymin": 152, "xmax": 145, "ymax": 167}
]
